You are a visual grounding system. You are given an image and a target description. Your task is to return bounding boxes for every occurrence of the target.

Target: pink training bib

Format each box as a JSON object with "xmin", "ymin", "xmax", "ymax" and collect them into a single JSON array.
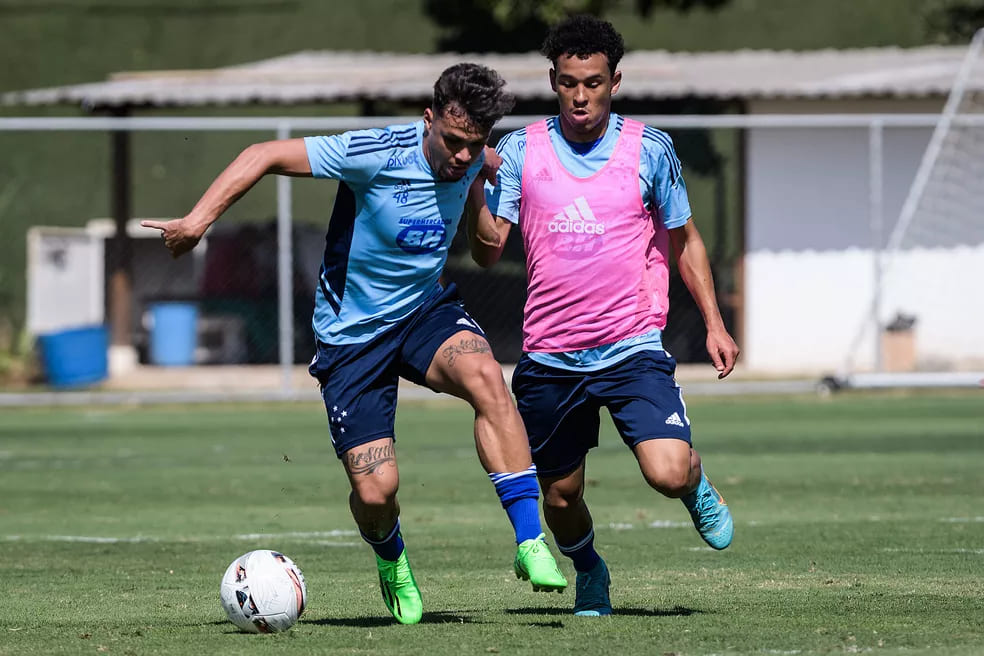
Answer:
[{"xmin": 518, "ymin": 118, "xmax": 670, "ymax": 352}]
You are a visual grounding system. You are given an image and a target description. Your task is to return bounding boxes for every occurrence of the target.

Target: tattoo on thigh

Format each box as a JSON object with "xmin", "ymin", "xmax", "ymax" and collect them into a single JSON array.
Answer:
[
  {"xmin": 442, "ymin": 337, "xmax": 491, "ymax": 367},
  {"xmin": 346, "ymin": 444, "xmax": 395, "ymax": 476}
]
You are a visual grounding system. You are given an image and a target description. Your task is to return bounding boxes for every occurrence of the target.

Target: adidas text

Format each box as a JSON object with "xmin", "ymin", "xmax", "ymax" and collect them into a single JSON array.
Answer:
[
  {"xmin": 548, "ymin": 220, "xmax": 605, "ymax": 235},
  {"xmin": 548, "ymin": 196, "xmax": 606, "ymax": 235}
]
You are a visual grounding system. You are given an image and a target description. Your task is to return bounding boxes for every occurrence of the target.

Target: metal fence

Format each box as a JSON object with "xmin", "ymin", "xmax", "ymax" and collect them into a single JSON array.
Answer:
[{"xmin": 2, "ymin": 112, "xmax": 977, "ymax": 400}]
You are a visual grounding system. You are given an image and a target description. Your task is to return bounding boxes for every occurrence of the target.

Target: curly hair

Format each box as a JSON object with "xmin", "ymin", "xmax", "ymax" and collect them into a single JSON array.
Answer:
[
  {"xmin": 432, "ymin": 63, "xmax": 516, "ymax": 133},
  {"xmin": 540, "ymin": 14, "xmax": 625, "ymax": 75}
]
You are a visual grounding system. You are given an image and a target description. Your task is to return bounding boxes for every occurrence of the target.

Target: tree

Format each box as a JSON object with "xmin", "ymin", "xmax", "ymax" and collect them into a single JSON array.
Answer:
[
  {"xmin": 924, "ymin": 0, "xmax": 984, "ymax": 43},
  {"xmin": 424, "ymin": 0, "xmax": 730, "ymax": 53}
]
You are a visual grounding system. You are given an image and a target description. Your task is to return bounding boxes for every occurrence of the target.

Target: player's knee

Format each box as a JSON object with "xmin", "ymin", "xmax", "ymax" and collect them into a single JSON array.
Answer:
[
  {"xmin": 462, "ymin": 358, "xmax": 510, "ymax": 407},
  {"xmin": 644, "ymin": 467, "xmax": 691, "ymax": 497},
  {"xmin": 543, "ymin": 483, "xmax": 582, "ymax": 511},
  {"xmin": 352, "ymin": 482, "xmax": 398, "ymax": 510}
]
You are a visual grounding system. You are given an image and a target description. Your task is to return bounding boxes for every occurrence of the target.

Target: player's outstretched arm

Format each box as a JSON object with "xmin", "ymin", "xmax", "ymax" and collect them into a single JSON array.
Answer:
[
  {"xmin": 142, "ymin": 139, "xmax": 312, "ymax": 258},
  {"xmin": 465, "ymin": 179, "xmax": 512, "ymax": 268},
  {"xmin": 669, "ymin": 221, "xmax": 740, "ymax": 379}
]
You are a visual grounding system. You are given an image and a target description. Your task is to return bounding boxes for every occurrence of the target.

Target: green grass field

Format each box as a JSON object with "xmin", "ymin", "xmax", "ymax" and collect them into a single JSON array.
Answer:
[{"xmin": 1, "ymin": 391, "xmax": 982, "ymax": 655}]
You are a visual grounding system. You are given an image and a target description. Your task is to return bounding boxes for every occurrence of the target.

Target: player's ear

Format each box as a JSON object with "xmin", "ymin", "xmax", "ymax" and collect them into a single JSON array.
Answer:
[
  {"xmin": 548, "ymin": 68, "xmax": 557, "ymax": 93},
  {"xmin": 611, "ymin": 70, "xmax": 622, "ymax": 96},
  {"xmin": 423, "ymin": 107, "xmax": 434, "ymax": 132}
]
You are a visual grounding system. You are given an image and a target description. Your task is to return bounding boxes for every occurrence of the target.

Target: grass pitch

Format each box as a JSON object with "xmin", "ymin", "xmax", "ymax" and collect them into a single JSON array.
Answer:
[{"xmin": 1, "ymin": 391, "xmax": 982, "ymax": 655}]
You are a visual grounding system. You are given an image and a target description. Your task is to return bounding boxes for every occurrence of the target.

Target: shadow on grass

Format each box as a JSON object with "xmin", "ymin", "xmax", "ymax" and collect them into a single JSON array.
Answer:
[
  {"xmin": 525, "ymin": 620, "xmax": 565, "ymax": 628},
  {"xmin": 303, "ymin": 610, "xmax": 485, "ymax": 627},
  {"xmin": 198, "ymin": 620, "xmax": 250, "ymax": 634},
  {"xmin": 506, "ymin": 605, "xmax": 703, "ymax": 617}
]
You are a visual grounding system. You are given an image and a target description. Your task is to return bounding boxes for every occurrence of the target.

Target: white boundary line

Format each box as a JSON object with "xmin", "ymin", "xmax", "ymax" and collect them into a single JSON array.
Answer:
[
  {"xmin": 941, "ymin": 517, "xmax": 984, "ymax": 523},
  {"xmin": 0, "ymin": 378, "xmax": 824, "ymax": 408},
  {"xmin": 6, "ymin": 519, "xmax": 977, "ymax": 544},
  {"xmin": 5, "ymin": 114, "xmax": 984, "ymax": 132},
  {"xmin": 1, "ymin": 530, "xmax": 359, "ymax": 545},
  {"xmin": 881, "ymin": 547, "xmax": 984, "ymax": 555}
]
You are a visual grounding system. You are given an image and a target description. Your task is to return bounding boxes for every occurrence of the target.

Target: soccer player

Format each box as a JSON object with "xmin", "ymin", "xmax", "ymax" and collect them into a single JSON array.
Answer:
[
  {"xmin": 143, "ymin": 63, "xmax": 566, "ymax": 626},
  {"xmin": 467, "ymin": 17, "xmax": 739, "ymax": 617}
]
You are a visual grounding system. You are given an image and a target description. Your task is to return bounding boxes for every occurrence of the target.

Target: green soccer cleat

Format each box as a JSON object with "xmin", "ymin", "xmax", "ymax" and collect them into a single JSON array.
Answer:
[
  {"xmin": 375, "ymin": 550, "xmax": 423, "ymax": 625},
  {"xmin": 514, "ymin": 533, "xmax": 568, "ymax": 593}
]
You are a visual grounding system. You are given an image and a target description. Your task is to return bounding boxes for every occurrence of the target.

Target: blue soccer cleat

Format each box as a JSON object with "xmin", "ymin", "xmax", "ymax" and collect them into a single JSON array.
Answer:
[
  {"xmin": 573, "ymin": 558, "xmax": 612, "ymax": 617},
  {"xmin": 682, "ymin": 471, "xmax": 733, "ymax": 550}
]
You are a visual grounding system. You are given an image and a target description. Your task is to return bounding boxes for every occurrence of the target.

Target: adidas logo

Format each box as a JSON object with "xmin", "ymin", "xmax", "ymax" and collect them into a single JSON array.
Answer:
[
  {"xmin": 547, "ymin": 196, "xmax": 606, "ymax": 235},
  {"xmin": 456, "ymin": 316, "xmax": 479, "ymax": 329},
  {"xmin": 665, "ymin": 412, "xmax": 685, "ymax": 427},
  {"xmin": 533, "ymin": 167, "xmax": 552, "ymax": 182}
]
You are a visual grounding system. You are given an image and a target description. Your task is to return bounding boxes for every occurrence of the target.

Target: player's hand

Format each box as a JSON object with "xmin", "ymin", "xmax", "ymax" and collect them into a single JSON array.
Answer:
[
  {"xmin": 706, "ymin": 327, "xmax": 739, "ymax": 379},
  {"xmin": 480, "ymin": 146, "xmax": 502, "ymax": 186},
  {"xmin": 140, "ymin": 217, "xmax": 207, "ymax": 258}
]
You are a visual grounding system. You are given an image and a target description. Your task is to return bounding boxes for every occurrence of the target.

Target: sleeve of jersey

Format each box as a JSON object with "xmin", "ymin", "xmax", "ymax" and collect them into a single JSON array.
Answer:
[
  {"xmin": 304, "ymin": 132, "xmax": 380, "ymax": 184},
  {"xmin": 483, "ymin": 130, "xmax": 525, "ymax": 225},
  {"xmin": 644, "ymin": 133, "xmax": 692, "ymax": 230}
]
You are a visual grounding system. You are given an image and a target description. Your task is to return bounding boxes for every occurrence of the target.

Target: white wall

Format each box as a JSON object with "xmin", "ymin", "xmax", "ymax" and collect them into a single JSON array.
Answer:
[
  {"xmin": 745, "ymin": 123, "xmax": 932, "ymax": 252},
  {"xmin": 744, "ymin": 247, "xmax": 984, "ymax": 373},
  {"xmin": 743, "ymin": 99, "xmax": 984, "ymax": 373}
]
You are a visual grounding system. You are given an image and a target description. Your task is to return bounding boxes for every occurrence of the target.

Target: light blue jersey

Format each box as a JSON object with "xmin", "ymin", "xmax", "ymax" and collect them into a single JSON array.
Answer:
[
  {"xmin": 486, "ymin": 113, "xmax": 692, "ymax": 371},
  {"xmin": 305, "ymin": 121, "xmax": 482, "ymax": 345}
]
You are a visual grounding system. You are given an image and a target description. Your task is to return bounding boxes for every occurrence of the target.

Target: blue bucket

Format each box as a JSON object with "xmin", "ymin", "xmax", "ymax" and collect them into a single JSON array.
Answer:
[
  {"xmin": 149, "ymin": 302, "xmax": 198, "ymax": 366},
  {"xmin": 38, "ymin": 325, "xmax": 109, "ymax": 388}
]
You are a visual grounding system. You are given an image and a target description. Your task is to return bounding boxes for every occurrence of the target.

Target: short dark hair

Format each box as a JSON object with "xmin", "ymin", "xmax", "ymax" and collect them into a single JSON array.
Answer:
[
  {"xmin": 432, "ymin": 63, "xmax": 515, "ymax": 133},
  {"xmin": 541, "ymin": 14, "xmax": 625, "ymax": 75}
]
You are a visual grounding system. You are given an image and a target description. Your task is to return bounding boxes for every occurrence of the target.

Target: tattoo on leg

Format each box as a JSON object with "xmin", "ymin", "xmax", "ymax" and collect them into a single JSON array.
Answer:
[
  {"xmin": 442, "ymin": 337, "xmax": 491, "ymax": 367},
  {"xmin": 346, "ymin": 444, "xmax": 395, "ymax": 476}
]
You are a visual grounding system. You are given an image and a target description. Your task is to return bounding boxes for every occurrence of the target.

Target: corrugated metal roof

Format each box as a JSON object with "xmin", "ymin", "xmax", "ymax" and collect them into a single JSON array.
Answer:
[{"xmin": 2, "ymin": 46, "xmax": 979, "ymax": 108}]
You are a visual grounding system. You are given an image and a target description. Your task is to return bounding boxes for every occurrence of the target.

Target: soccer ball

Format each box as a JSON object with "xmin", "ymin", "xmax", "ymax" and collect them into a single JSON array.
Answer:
[{"xmin": 219, "ymin": 550, "xmax": 307, "ymax": 633}]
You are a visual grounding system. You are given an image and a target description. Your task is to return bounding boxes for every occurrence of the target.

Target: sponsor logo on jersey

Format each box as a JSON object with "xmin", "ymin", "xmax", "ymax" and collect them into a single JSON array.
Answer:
[
  {"xmin": 386, "ymin": 151, "xmax": 417, "ymax": 169},
  {"xmin": 547, "ymin": 197, "xmax": 606, "ymax": 235},
  {"xmin": 547, "ymin": 196, "xmax": 606, "ymax": 260},
  {"xmin": 665, "ymin": 412, "xmax": 685, "ymax": 427},
  {"xmin": 396, "ymin": 219, "xmax": 447, "ymax": 254},
  {"xmin": 393, "ymin": 179, "xmax": 412, "ymax": 205}
]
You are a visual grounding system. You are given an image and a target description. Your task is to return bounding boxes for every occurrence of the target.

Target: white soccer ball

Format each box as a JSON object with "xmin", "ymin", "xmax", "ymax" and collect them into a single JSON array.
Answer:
[{"xmin": 219, "ymin": 550, "xmax": 307, "ymax": 633}]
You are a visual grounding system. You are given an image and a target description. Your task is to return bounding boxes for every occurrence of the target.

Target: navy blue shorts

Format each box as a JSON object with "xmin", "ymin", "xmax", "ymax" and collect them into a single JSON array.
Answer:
[
  {"xmin": 511, "ymin": 350, "xmax": 692, "ymax": 477},
  {"xmin": 308, "ymin": 284, "xmax": 486, "ymax": 458}
]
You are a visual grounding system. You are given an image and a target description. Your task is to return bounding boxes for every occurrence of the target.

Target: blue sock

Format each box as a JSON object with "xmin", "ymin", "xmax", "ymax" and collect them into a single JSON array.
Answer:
[
  {"xmin": 558, "ymin": 529, "xmax": 601, "ymax": 573},
  {"xmin": 489, "ymin": 466, "xmax": 542, "ymax": 543},
  {"xmin": 360, "ymin": 520, "xmax": 405, "ymax": 562}
]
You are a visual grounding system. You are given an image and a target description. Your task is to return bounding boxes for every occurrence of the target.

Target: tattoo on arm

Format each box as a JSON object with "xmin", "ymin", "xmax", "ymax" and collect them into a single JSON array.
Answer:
[
  {"xmin": 442, "ymin": 337, "xmax": 491, "ymax": 367},
  {"xmin": 345, "ymin": 444, "xmax": 395, "ymax": 476}
]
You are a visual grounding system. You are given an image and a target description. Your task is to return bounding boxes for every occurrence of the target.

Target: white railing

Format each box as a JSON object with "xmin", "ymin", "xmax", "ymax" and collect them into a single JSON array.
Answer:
[{"xmin": 0, "ymin": 112, "xmax": 972, "ymax": 398}]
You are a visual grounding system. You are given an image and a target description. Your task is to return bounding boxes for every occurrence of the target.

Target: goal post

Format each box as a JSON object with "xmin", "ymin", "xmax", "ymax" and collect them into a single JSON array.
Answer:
[{"xmin": 838, "ymin": 28, "xmax": 984, "ymax": 390}]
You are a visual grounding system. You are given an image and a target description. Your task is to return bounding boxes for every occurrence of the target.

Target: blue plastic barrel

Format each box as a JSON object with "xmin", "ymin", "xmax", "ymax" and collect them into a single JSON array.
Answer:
[
  {"xmin": 149, "ymin": 302, "xmax": 198, "ymax": 366},
  {"xmin": 38, "ymin": 325, "xmax": 109, "ymax": 388}
]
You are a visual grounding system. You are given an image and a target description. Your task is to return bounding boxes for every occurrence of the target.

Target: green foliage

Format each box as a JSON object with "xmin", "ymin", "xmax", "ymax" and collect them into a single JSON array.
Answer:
[
  {"xmin": 483, "ymin": 0, "xmax": 611, "ymax": 28},
  {"xmin": 0, "ymin": 0, "xmax": 970, "ymax": 343},
  {"xmin": 607, "ymin": 0, "xmax": 933, "ymax": 52},
  {"xmin": 635, "ymin": 0, "xmax": 729, "ymax": 15},
  {"xmin": 924, "ymin": 0, "xmax": 984, "ymax": 43},
  {"xmin": 0, "ymin": 0, "xmax": 437, "ymax": 343},
  {"xmin": 0, "ymin": 393, "xmax": 982, "ymax": 654},
  {"xmin": 0, "ymin": 0, "xmax": 438, "ymax": 94},
  {"xmin": 424, "ymin": 0, "xmax": 731, "ymax": 52}
]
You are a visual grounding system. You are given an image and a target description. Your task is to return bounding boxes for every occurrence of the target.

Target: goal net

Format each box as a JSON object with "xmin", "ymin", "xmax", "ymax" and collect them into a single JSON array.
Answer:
[{"xmin": 841, "ymin": 28, "xmax": 984, "ymax": 388}]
